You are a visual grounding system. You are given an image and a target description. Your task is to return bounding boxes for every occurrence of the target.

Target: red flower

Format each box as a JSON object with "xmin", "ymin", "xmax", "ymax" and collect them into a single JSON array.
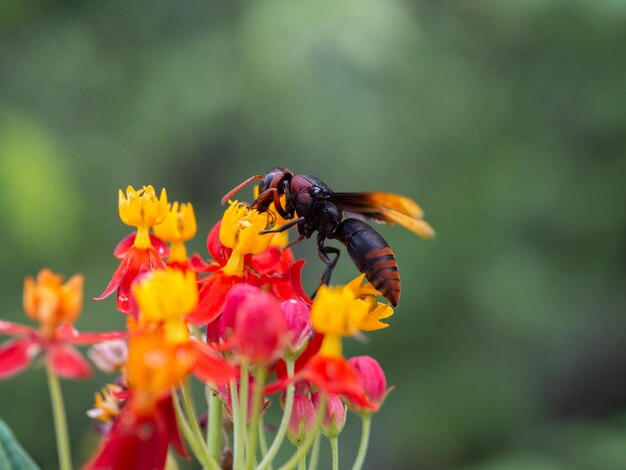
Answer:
[
  {"xmin": 0, "ymin": 321, "xmax": 123, "ymax": 380},
  {"xmin": 86, "ymin": 394, "xmax": 188, "ymax": 470},
  {"xmin": 1, "ymin": 269, "xmax": 124, "ymax": 380},
  {"xmin": 94, "ymin": 244, "xmax": 167, "ymax": 315},
  {"xmin": 348, "ymin": 355, "xmax": 391, "ymax": 412},
  {"xmin": 94, "ymin": 186, "xmax": 170, "ymax": 314}
]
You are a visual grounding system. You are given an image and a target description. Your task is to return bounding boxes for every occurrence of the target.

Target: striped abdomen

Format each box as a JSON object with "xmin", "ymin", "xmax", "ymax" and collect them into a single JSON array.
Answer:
[{"xmin": 333, "ymin": 218, "xmax": 400, "ymax": 306}]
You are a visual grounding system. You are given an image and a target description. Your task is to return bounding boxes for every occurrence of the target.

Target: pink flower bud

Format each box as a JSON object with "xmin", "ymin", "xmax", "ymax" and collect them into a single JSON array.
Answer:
[
  {"xmin": 312, "ymin": 392, "xmax": 346, "ymax": 438},
  {"xmin": 286, "ymin": 382, "xmax": 316, "ymax": 445},
  {"xmin": 233, "ymin": 287, "xmax": 287, "ymax": 365},
  {"xmin": 280, "ymin": 299, "xmax": 312, "ymax": 354},
  {"xmin": 88, "ymin": 340, "xmax": 128, "ymax": 374},
  {"xmin": 348, "ymin": 356, "xmax": 388, "ymax": 409}
]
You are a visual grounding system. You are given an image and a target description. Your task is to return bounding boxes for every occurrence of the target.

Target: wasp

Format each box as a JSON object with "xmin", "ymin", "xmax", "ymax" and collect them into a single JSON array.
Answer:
[{"xmin": 222, "ymin": 168, "xmax": 434, "ymax": 306}]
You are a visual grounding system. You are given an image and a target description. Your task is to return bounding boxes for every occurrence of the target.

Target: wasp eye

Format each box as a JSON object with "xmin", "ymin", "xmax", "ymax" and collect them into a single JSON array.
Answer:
[{"xmin": 259, "ymin": 172, "xmax": 276, "ymax": 193}]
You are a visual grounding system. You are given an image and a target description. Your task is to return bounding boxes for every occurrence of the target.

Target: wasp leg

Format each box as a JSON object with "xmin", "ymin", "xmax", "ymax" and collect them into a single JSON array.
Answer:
[
  {"xmin": 311, "ymin": 239, "xmax": 341, "ymax": 299},
  {"xmin": 252, "ymin": 188, "xmax": 293, "ymax": 219},
  {"xmin": 260, "ymin": 217, "xmax": 305, "ymax": 234},
  {"xmin": 285, "ymin": 235, "xmax": 305, "ymax": 249}
]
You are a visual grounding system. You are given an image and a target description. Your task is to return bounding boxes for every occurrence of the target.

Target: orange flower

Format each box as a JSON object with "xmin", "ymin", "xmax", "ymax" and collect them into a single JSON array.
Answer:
[{"xmin": 1, "ymin": 269, "xmax": 123, "ymax": 380}]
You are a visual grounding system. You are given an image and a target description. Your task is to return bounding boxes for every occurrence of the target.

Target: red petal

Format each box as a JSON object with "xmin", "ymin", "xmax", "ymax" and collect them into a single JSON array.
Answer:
[
  {"xmin": 93, "ymin": 250, "xmax": 134, "ymax": 302},
  {"xmin": 48, "ymin": 344, "xmax": 92, "ymax": 379},
  {"xmin": 0, "ymin": 320, "xmax": 36, "ymax": 337},
  {"xmin": 116, "ymin": 248, "xmax": 162, "ymax": 314},
  {"xmin": 192, "ymin": 341, "xmax": 238, "ymax": 384},
  {"xmin": 250, "ymin": 246, "xmax": 284, "ymax": 276},
  {"xmin": 303, "ymin": 355, "xmax": 374, "ymax": 410},
  {"xmin": 55, "ymin": 323, "xmax": 126, "ymax": 345},
  {"xmin": 0, "ymin": 338, "xmax": 39, "ymax": 379},
  {"xmin": 113, "ymin": 232, "xmax": 136, "ymax": 259},
  {"xmin": 114, "ymin": 233, "xmax": 170, "ymax": 259},
  {"xmin": 206, "ymin": 221, "xmax": 231, "ymax": 266},
  {"xmin": 189, "ymin": 253, "xmax": 219, "ymax": 273},
  {"xmin": 86, "ymin": 406, "xmax": 169, "ymax": 470},
  {"xmin": 289, "ymin": 259, "xmax": 312, "ymax": 305},
  {"xmin": 187, "ymin": 271, "xmax": 241, "ymax": 325},
  {"xmin": 157, "ymin": 396, "xmax": 189, "ymax": 459}
]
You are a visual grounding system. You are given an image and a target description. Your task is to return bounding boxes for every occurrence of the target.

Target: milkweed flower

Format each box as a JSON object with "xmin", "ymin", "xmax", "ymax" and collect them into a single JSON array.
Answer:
[
  {"xmin": 190, "ymin": 202, "xmax": 275, "ymax": 325},
  {"xmin": 152, "ymin": 201, "xmax": 198, "ymax": 270},
  {"xmin": 345, "ymin": 274, "xmax": 395, "ymax": 331},
  {"xmin": 0, "ymin": 269, "xmax": 123, "ymax": 379},
  {"xmin": 94, "ymin": 185, "xmax": 169, "ymax": 314},
  {"xmin": 87, "ymin": 269, "xmax": 237, "ymax": 470}
]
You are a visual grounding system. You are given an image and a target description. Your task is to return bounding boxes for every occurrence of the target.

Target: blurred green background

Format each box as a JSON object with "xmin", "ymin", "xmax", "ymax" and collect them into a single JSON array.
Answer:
[{"xmin": 1, "ymin": 0, "xmax": 626, "ymax": 468}]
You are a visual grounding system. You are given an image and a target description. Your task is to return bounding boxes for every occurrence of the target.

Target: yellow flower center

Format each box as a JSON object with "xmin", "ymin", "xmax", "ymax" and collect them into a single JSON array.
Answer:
[
  {"xmin": 87, "ymin": 384, "xmax": 124, "ymax": 423},
  {"xmin": 153, "ymin": 202, "xmax": 197, "ymax": 262},
  {"xmin": 132, "ymin": 269, "xmax": 197, "ymax": 344},
  {"xmin": 118, "ymin": 185, "xmax": 168, "ymax": 248},
  {"xmin": 311, "ymin": 283, "xmax": 371, "ymax": 357},
  {"xmin": 219, "ymin": 201, "xmax": 274, "ymax": 277}
]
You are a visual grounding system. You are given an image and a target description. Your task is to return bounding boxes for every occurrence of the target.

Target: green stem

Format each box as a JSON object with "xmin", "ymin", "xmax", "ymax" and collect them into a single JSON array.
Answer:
[
  {"xmin": 308, "ymin": 433, "xmax": 321, "ymax": 470},
  {"xmin": 297, "ymin": 449, "xmax": 306, "ymax": 470},
  {"xmin": 46, "ymin": 364, "xmax": 72, "ymax": 470},
  {"xmin": 180, "ymin": 379, "xmax": 205, "ymax": 450},
  {"xmin": 278, "ymin": 394, "xmax": 327, "ymax": 470},
  {"xmin": 172, "ymin": 388, "xmax": 219, "ymax": 470},
  {"xmin": 230, "ymin": 379, "xmax": 241, "ymax": 467},
  {"xmin": 330, "ymin": 437, "xmax": 339, "ymax": 470},
  {"xmin": 351, "ymin": 414, "xmax": 372, "ymax": 470},
  {"xmin": 257, "ymin": 360, "xmax": 295, "ymax": 470},
  {"xmin": 235, "ymin": 360, "xmax": 249, "ymax": 470},
  {"xmin": 246, "ymin": 366, "xmax": 267, "ymax": 470},
  {"xmin": 165, "ymin": 450, "xmax": 180, "ymax": 470},
  {"xmin": 258, "ymin": 417, "xmax": 271, "ymax": 470},
  {"xmin": 207, "ymin": 385, "xmax": 223, "ymax": 461}
]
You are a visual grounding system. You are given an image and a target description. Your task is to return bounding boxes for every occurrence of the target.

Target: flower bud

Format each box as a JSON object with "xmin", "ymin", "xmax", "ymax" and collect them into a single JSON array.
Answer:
[
  {"xmin": 313, "ymin": 392, "xmax": 346, "ymax": 438},
  {"xmin": 88, "ymin": 340, "xmax": 128, "ymax": 374},
  {"xmin": 348, "ymin": 356, "xmax": 389, "ymax": 412},
  {"xmin": 286, "ymin": 382, "xmax": 316, "ymax": 445},
  {"xmin": 280, "ymin": 299, "xmax": 312, "ymax": 356},
  {"xmin": 233, "ymin": 286, "xmax": 288, "ymax": 365}
]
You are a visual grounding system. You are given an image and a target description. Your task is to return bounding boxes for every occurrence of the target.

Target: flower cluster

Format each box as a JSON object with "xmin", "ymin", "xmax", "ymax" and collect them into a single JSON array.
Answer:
[{"xmin": 0, "ymin": 183, "xmax": 420, "ymax": 470}]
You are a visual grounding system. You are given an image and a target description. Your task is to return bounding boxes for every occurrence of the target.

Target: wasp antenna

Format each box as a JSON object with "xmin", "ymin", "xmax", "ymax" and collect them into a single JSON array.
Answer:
[{"xmin": 221, "ymin": 175, "xmax": 264, "ymax": 205}]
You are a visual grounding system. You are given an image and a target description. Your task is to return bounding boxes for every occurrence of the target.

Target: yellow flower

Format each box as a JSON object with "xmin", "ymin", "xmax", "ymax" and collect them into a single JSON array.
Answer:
[
  {"xmin": 87, "ymin": 384, "xmax": 124, "ymax": 423},
  {"xmin": 345, "ymin": 274, "xmax": 394, "ymax": 331},
  {"xmin": 311, "ymin": 284, "xmax": 370, "ymax": 357},
  {"xmin": 254, "ymin": 186, "xmax": 291, "ymax": 247},
  {"xmin": 219, "ymin": 201, "xmax": 274, "ymax": 276},
  {"xmin": 118, "ymin": 185, "xmax": 168, "ymax": 248},
  {"xmin": 153, "ymin": 202, "xmax": 197, "ymax": 262},
  {"xmin": 132, "ymin": 269, "xmax": 197, "ymax": 344},
  {"xmin": 23, "ymin": 268, "xmax": 83, "ymax": 337}
]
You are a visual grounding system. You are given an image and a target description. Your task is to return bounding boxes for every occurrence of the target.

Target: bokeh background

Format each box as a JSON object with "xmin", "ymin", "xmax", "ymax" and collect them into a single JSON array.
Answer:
[{"xmin": 1, "ymin": 0, "xmax": 626, "ymax": 468}]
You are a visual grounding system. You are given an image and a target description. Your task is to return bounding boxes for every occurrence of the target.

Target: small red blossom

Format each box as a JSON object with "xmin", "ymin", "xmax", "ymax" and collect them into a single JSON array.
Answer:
[
  {"xmin": 348, "ymin": 355, "xmax": 391, "ymax": 412},
  {"xmin": 86, "ymin": 394, "xmax": 188, "ymax": 470},
  {"xmin": 286, "ymin": 381, "xmax": 316, "ymax": 445},
  {"xmin": 94, "ymin": 244, "xmax": 167, "ymax": 315},
  {"xmin": 313, "ymin": 392, "xmax": 346, "ymax": 438},
  {"xmin": 0, "ymin": 321, "xmax": 123, "ymax": 380}
]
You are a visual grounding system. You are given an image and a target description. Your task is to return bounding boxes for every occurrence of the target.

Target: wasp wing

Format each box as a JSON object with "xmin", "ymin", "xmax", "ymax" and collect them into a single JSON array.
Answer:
[{"xmin": 331, "ymin": 192, "xmax": 435, "ymax": 239}]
